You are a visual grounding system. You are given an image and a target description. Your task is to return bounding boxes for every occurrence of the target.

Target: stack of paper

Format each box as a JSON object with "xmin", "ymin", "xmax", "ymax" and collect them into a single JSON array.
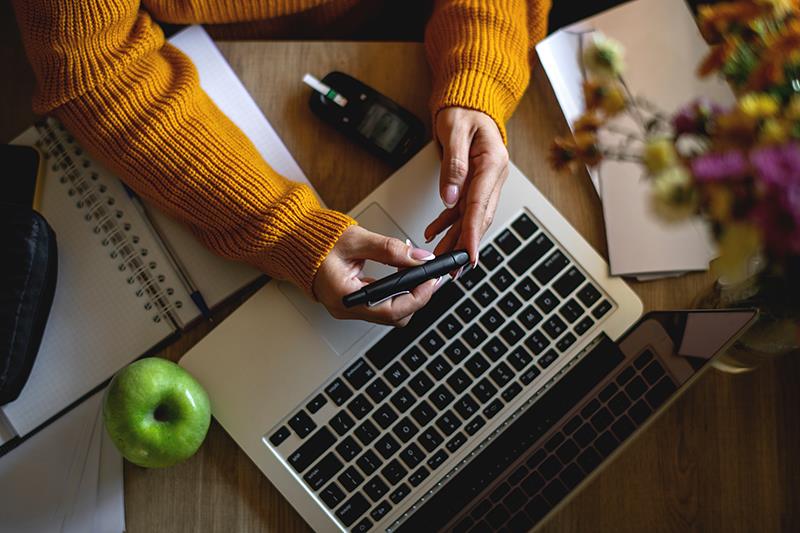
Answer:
[
  {"xmin": 0, "ymin": 389, "xmax": 125, "ymax": 533},
  {"xmin": 536, "ymin": 0, "xmax": 732, "ymax": 279}
]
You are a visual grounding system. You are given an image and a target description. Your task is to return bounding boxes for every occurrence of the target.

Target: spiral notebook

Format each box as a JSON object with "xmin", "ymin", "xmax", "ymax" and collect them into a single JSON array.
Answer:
[{"xmin": 1, "ymin": 26, "xmax": 312, "ymax": 444}]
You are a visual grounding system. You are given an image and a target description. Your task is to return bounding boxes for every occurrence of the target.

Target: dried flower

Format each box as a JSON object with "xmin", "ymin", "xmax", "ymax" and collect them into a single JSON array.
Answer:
[
  {"xmin": 573, "ymin": 112, "xmax": 605, "ymax": 133},
  {"xmin": 672, "ymin": 98, "xmax": 724, "ymax": 135},
  {"xmin": 691, "ymin": 150, "xmax": 750, "ymax": 181},
  {"xmin": 549, "ymin": 136, "xmax": 580, "ymax": 173},
  {"xmin": 643, "ymin": 138, "xmax": 678, "ymax": 175},
  {"xmin": 583, "ymin": 80, "xmax": 627, "ymax": 115},
  {"xmin": 650, "ymin": 166, "xmax": 697, "ymax": 221},
  {"xmin": 582, "ymin": 33, "xmax": 625, "ymax": 79}
]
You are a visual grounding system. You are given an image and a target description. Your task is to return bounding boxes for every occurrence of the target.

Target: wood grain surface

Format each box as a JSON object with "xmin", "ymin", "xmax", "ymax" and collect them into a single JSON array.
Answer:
[{"xmin": 1, "ymin": 9, "xmax": 797, "ymax": 531}]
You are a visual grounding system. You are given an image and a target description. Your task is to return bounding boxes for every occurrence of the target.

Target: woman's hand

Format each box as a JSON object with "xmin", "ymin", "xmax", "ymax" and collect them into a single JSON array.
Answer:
[
  {"xmin": 313, "ymin": 226, "xmax": 440, "ymax": 326},
  {"xmin": 425, "ymin": 107, "xmax": 509, "ymax": 266}
]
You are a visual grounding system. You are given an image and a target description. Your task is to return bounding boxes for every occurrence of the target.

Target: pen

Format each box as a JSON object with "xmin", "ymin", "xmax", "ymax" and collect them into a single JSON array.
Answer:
[
  {"xmin": 343, "ymin": 250, "xmax": 470, "ymax": 308},
  {"xmin": 122, "ymin": 184, "xmax": 213, "ymax": 320},
  {"xmin": 302, "ymin": 73, "xmax": 349, "ymax": 107}
]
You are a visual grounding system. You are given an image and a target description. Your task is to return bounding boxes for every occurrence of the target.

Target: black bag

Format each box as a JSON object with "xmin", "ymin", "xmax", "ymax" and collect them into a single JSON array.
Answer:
[{"xmin": 0, "ymin": 204, "xmax": 57, "ymax": 405}]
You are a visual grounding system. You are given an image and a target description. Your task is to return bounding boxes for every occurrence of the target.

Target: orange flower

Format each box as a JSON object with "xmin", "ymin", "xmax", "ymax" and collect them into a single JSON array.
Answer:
[
  {"xmin": 698, "ymin": 41, "xmax": 735, "ymax": 77},
  {"xmin": 574, "ymin": 132, "xmax": 603, "ymax": 166},
  {"xmin": 549, "ymin": 136, "xmax": 580, "ymax": 173},
  {"xmin": 712, "ymin": 110, "xmax": 758, "ymax": 148},
  {"xmin": 583, "ymin": 80, "xmax": 627, "ymax": 115},
  {"xmin": 573, "ymin": 112, "xmax": 605, "ymax": 133},
  {"xmin": 697, "ymin": 2, "xmax": 766, "ymax": 43},
  {"xmin": 745, "ymin": 58, "xmax": 786, "ymax": 90}
]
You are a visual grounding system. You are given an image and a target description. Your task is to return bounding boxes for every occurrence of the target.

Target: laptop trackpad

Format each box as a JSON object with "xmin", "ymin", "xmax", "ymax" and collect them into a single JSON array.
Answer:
[{"xmin": 278, "ymin": 203, "xmax": 412, "ymax": 355}]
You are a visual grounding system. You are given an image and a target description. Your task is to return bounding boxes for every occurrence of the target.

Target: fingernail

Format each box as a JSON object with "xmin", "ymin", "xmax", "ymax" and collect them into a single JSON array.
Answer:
[
  {"xmin": 434, "ymin": 275, "xmax": 446, "ymax": 288},
  {"xmin": 405, "ymin": 238, "xmax": 413, "ymax": 247},
  {"xmin": 452, "ymin": 265, "xmax": 465, "ymax": 280},
  {"xmin": 443, "ymin": 185, "xmax": 459, "ymax": 208},
  {"xmin": 410, "ymin": 247, "xmax": 436, "ymax": 261},
  {"xmin": 472, "ymin": 257, "xmax": 479, "ymax": 269}
]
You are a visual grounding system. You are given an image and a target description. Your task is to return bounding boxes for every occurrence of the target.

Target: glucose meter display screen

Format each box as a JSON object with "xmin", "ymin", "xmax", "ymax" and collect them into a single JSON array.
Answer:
[{"xmin": 357, "ymin": 103, "xmax": 409, "ymax": 152}]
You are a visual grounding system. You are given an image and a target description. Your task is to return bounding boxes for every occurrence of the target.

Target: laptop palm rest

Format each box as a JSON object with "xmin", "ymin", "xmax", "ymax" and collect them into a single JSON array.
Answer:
[{"xmin": 278, "ymin": 202, "xmax": 413, "ymax": 356}]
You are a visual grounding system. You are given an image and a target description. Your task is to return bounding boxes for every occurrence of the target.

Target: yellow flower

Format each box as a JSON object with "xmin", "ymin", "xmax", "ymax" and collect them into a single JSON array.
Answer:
[
  {"xmin": 583, "ymin": 81, "xmax": 627, "ymax": 116},
  {"xmin": 582, "ymin": 33, "xmax": 625, "ymax": 79},
  {"xmin": 786, "ymin": 94, "xmax": 800, "ymax": 120},
  {"xmin": 712, "ymin": 223, "xmax": 761, "ymax": 284},
  {"xmin": 759, "ymin": 118, "xmax": 789, "ymax": 144},
  {"xmin": 650, "ymin": 166, "xmax": 697, "ymax": 221},
  {"xmin": 706, "ymin": 185, "xmax": 734, "ymax": 222},
  {"xmin": 738, "ymin": 93, "xmax": 779, "ymax": 119},
  {"xmin": 642, "ymin": 138, "xmax": 678, "ymax": 175},
  {"xmin": 756, "ymin": 0, "xmax": 796, "ymax": 17}
]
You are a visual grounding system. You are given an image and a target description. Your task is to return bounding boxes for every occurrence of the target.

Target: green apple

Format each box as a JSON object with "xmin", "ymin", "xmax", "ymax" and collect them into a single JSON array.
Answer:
[{"xmin": 103, "ymin": 357, "xmax": 211, "ymax": 468}]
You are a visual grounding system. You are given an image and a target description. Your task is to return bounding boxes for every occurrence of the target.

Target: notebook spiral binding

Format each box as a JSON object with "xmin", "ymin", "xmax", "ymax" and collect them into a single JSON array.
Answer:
[{"xmin": 35, "ymin": 118, "xmax": 184, "ymax": 331}]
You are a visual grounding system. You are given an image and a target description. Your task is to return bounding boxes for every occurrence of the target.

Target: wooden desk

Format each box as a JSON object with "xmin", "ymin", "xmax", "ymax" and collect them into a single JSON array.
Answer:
[{"xmin": 1, "ymin": 28, "xmax": 798, "ymax": 532}]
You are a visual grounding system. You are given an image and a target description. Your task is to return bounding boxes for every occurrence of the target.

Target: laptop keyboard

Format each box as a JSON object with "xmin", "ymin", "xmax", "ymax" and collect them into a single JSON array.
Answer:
[{"xmin": 266, "ymin": 212, "xmax": 616, "ymax": 531}]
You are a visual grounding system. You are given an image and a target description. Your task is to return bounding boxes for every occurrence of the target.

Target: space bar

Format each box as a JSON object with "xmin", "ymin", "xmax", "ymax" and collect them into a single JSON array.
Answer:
[{"xmin": 365, "ymin": 281, "xmax": 464, "ymax": 369}]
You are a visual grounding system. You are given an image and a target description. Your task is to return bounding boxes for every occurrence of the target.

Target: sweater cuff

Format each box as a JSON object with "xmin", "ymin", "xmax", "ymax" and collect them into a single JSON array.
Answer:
[{"xmin": 430, "ymin": 69, "xmax": 520, "ymax": 145}]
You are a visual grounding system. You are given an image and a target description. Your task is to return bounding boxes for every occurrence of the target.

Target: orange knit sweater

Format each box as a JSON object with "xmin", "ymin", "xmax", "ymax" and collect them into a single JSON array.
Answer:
[{"xmin": 12, "ymin": 0, "xmax": 550, "ymax": 293}]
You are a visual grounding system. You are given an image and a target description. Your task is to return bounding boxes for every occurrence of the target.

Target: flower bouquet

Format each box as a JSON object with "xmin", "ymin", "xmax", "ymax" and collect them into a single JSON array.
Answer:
[{"xmin": 549, "ymin": 0, "xmax": 800, "ymax": 365}]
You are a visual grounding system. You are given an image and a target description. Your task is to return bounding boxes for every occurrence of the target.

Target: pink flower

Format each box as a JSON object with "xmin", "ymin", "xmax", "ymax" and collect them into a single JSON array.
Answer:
[
  {"xmin": 672, "ymin": 98, "xmax": 724, "ymax": 135},
  {"xmin": 690, "ymin": 150, "xmax": 749, "ymax": 181},
  {"xmin": 750, "ymin": 143, "xmax": 800, "ymax": 188}
]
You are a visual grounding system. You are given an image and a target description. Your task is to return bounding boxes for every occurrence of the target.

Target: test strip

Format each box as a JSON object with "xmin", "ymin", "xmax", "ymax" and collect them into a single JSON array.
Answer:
[{"xmin": 302, "ymin": 73, "xmax": 348, "ymax": 107}]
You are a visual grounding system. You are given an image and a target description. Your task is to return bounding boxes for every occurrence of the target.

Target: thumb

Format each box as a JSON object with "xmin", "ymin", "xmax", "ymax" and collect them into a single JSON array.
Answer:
[
  {"xmin": 354, "ymin": 230, "xmax": 434, "ymax": 268},
  {"xmin": 439, "ymin": 124, "xmax": 471, "ymax": 209}
]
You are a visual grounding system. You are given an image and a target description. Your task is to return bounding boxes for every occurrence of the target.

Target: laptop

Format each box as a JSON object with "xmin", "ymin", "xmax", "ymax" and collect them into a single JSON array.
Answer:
[{"xmin": 179, "ymin": 143, "xmax": 756, "ymax": 532}]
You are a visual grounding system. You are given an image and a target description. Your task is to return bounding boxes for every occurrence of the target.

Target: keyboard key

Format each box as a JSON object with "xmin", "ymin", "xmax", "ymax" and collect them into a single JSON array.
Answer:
[
  {"xmin": 454, "ymin": 516, "xmax": 474, "ymax": 533},
  {"xmin": 389, "ymin": 483, "xmax": 411, "ymax": 504},
  {"xmin": 535, "ymin": 289, "xmax": 559, "ymax": 313},
  {"xmin": 629, "ymin": 399, "xmax": 652, "ymax": 425},
  {"xmin": 507, "ymin": 346, "xmax": 533, "ymax": 371},
  {"xmin": 645, "ymin": 376, "xmax": 677, "ymax": 409},
  {"xmin": 420, "ymin": 330, "xmax": 445, "ymax": 355},
  {"xmin": 577, "ymin": 447, "xmax": 602, "ymax": 473},
  {"xmin": 574, "ymin": 316, "xmax": 595, "ymax": 336},
  {"xmin": 526, "ymin": 449, "xmax": 547, "ymax": 469},
  {"xmin": 512, "ymin": 213, "xmax": 538, "ymax": 239},
  {"xmin": 474, "ymin": 283, "xmax": 499, "ymax": 307},
  {"xmin": 355, "ymin": 420, "xmax": 380, "ymax": 446},
  {"xmin": 410, "ymin": 400, "xmax": 436, "ymax": 426},
  {"xmin": 525, "ymin": 495, "xmax": 551, "ymax": 522},
  {"xmin": 555, "ymin": 440, "xmax": 579, "ymax": 464},
  {"xmin": 499, "ymin": 293, "xmax": 523, "ymax": 316},
  {"xmin": 563, "ymin": 415, "xmax": 582, "ymax": 435},
  {"xmin": 556, "ymin": 332, "xmax": 577, "ymax": 353},
  {"xmin": 482, "ymin": 337, "xmax": 508, "ymax": 361},
  {"xmin": 573, "ymin": 423, "xmax": 597, "ymax": 448},
  {"xmin": 373, "ymin": 404, "xmax": 398, "ymax": 429},
  {"xmin": 479, "ymin": 308, "xmax": 504, "ymax": 332},
  {"xmin": 479, "ymin": 244, "xmax": 504, "ymax": 271},
  {"xmin": 320, "ymin": 482, "xmax": 345, "ymax": 509},
  {"xmin": 427, "ymin": 449, "xmax": 448, "ymax": 469},
  {"xmin": 599, "ymin": 382, "xmax": 617, "ymax": 402},
  {"xmin": 533, "ymin": 250, "xmax": 569, "ymax": 284},
  {"xmin": 352, "ymin": 517, "xmax": 372, "ymax": 532},
  {"xmin": 500, "ymin": 322, "xmax": 525, "ymax": 345},
  {"xmin": 330, "ymin": 411, "xmax": 355, "ymax": 436},
  {"xmin": 365, "ymin": 282, "xmax": 464, "ymax": 369},
  {"xmin": 472, "ymin": 378, "xmax": 498, "ymax": 403},
  {"xmin": 490, "ymin": 482, "xmax": 511, "ymax": 504},
  {"xmin": 608, "ymin": 392, "xmax": 631, "ymax": 416},
  {"xmin": 269, "ymin": 426, "xmax": 290, "ymax": 446},
  {"xmin": 365, "ymin": 378, "xmax": 391, "ymax": 403},
  {"xmin": 444, "ymin": 339, "xmax": 470, "ymax": 364},
  {"xmin": 447, "ymin": 368, "xmax": 472, "ymax": 394},
  {"xmin": 375, "ymin": 434, "xmax": 401, "ymax": 459},
  {"xmin": 306, "ymin": 394, "xmax": 327, "ymax": 415},
  {"xmin": 338, "ymin": 465, "xmax": 365, "ymax": 492},
  {"xmin": 592, "ymin": 300, "xmax": 613, "ymax": 319},
  {"xmin": 643, "ymin": 360, "xmax": 667, "ymax": 385},
  {"xmin": 392, "ymin": 418, "xmax": 420, "ymax": 443},
  {"xmin": 495, "ymin": 229, "xmax": 522, "ymax": 255},
  {"xmin": 455, "ymin": 395, "xmax": 480, "ymax": 419},
  {"xmin": 325, "ymin": 378, "xmax": 353, "ymax": 406},
  {"xmin": 594, "ymin": 431, "xmax": 619, "ymax": 457},
  {"xmin": 381, "ymin": 459, "xmax": 408, "ymax": 485},
  {"xmin": 435, "ymin": 411, "xmax": 462, "ymax": 435},
  {"xmin": 370, "ymin": 500, "xmax": 392, "ymax": 521},
  {"xmin": 419, "ymin": 427, "xmax": 444, "ymax": 452},
  {"xmin": 409, "ymin": 371, "xmax": 434, "ymax": 397},
  {"xmin": 465, "ymin": 353, "xmax": 491, "ymax": 378},
  {"xmin": 611, "ymin": 415, "xmax": 635, "ymax": 441},
  {"xmin": 577, "ymin": 283, "xmax": 602, "ymax": 307},
  {"xmin": 364, "ymin": 477, "xmax": 389, "ymax": 502},
  {"xmin": 385, "ymin": 362, "xmax": 410, "ymax": 387},
  {"xmin": 390, "ymin": 387, "xmax": 415, "ymax": 413},
  {"xmin": 507, "ymin": 508, "xmax": 533, "ymax": 531},
  {"xmin": 538, "ymin": 349, "xmax": 559, "ymax": 368},
  {"xmin": 436, "ymin": 314, "xmax": 463, "ymax": 339},
  {"xmin": 542, "ymin": 478, "xmax": 568, "ymax": 506},
  {"xmin": 485, "ymin": 505, "xmax": 510, "ymax": 528},
  {"xmin": 462, "ymin": 324, "xmax": 488, "ymax": 348},
  {"xmin": 553, "ymin": 267, "xmax": 585, "ymax": 297},
  {"xmin": 522, "ymin": 471, "xmax": 545, "ymax": 496},
  {"xmin": 490, "ymin": 267, "xmax": 515, "ymax": 291},
  {"xmin": 336, "ymin": 436, "xmax": 362, "ymax": 461},
  {"xmin": 560, "ymin": 462, "xmax": 585, "ymax": 489},
  {"xmin": 489, "ymin": 361, "xmax": 514, "ymax": 387},
  {"xmin": 520, "ymin": 365, "xmax": 541, "ymax": 385},
  {"xmin": 514, "ymin": 277, "xmax": 540, "ymax": 301},
  {"xmin": 524, "ymin": 331, "xmax": 549, "ymax": 355},
  {"xmin": 501, "ymin": 382, "xmax": 523, "ymax": 402},
  {"xmin": 459, "ymin": 266, "xmax": 486, "ymax": 291},
  {"xmin": 344, "ymin": 358, "xmax": 376, "ymax": 390},
  {"xmin": 446, "ymin": 431, "xmax": 468, "ymax": 453},
  {"xmin": 304, "ymin": 452, "xmax": 344, "ymax": 490},
  {"xmin": 288, "ymin": 427, "xmax": 336, "ymax": 473},
  {"xmin": 464, "ymin": 415, "xmax": 486, "ymax": 435},
  {"xmin": 509, "ymin": 464, "xmax": 529, "ymax": 485},
  {"xmin": 399, "ymin": 443, "xmax": 425, "ymax": 469},
  {"xmin": 509, "ymin": 233, "xmax": 553, "ymax": 275},
  {"xmin": 519, "ymin": 305, "xmax": 543, "ymax": 329},
  {"xmin": 616, "ymin": 366, "xmax": 636, "ymax": 386},
  {"xmin": 455, "ymin": 298, "xmax": 481, "ymax": 323},
  {"xmin": 426, "ymin": 356, "xmax": 452, "ymax": 380},
  {"xmin": 545, "ymin": 432, "xmax": 565, "ymax": 451},
  {"xmin": 402, "ymin": 347, "xmax": 427, "ymax": 371},
  {"xmin": 634, "ymin": 349, "xmax": 654, "ymax": 369},
  {"xmin": 542, "ymin": 315, "xmax": 567, "ymax": 339},
  {"xmin": 408, "ymin": 466, "xmax": 430, "ymax": 487},
  {"xmin": 356, "ymin": 450, "xmax": 382, "ymax": 476},
  {"xmin": 559, "ymin": 299, "xmax": 584, "ymax": 323},
  {"xmin": 483, "ymin": 398, "xmax": 503, "ymax": 419},
  {"xmin": 590, "ymin": 407, "xmax": 613, "ymax": 432},
  {"xmin": 348, "ymin": 394, "xmax": 374, "ymax": 420}
]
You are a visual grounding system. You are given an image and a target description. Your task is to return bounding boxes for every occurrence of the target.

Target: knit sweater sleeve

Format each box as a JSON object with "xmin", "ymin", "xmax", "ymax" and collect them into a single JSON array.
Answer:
[
  {"xmin": 11, "ymin": 0, "xmax": 355, "ymax": 294},
  {"xmin": 425, "ymin": 0, "xmax": 552, "ymax": 143}
]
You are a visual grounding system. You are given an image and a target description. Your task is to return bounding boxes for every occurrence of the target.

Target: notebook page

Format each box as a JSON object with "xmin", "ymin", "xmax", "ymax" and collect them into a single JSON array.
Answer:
[
  {"xmin": 3, "ymin": 128, "xmax": 174, "ymax": 437},
  {"xmin": 140, "ymin": 25, "xmax": 317, "ymax": 309}
]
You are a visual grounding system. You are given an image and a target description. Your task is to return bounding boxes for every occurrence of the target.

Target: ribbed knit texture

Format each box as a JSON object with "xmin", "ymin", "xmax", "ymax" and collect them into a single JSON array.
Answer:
[{"xmin": 12, "ymin": 0, "xmax": 549, "ymax": 293}]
